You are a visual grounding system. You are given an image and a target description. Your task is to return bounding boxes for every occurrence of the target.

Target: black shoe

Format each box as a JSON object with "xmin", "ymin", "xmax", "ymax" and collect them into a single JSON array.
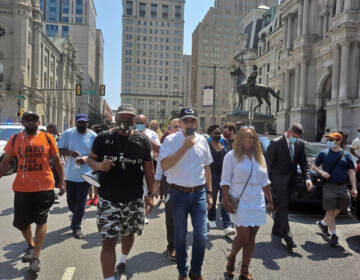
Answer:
[
  {"xmin": 188, "ymin": 270, "xmax": 203, "ymax": 280},
  {"xmin": 271, "ymin": 230, "xmax": 282, "ymax": 238},
  {"xmin": 284, "ymin": 236, "xmax": 297, "ymax": 249},
  {"xmin": 330, "ymin": 234, "xmax": 339, "ymax": 247},
  {"xmin": 316, "ymin": 220, "xmax": 329, "ymax": 236},
  {"xmin": 167, "ymin": 249, "xmax": 176, "ymax": 262},
  {"xmin": 29, "ymin": 257, "xmax": 40, "ymax": 272},
  {"xmin": 21, "ymin": 246, "xmax": 34, "ymax": 263},
  {"xmin": 73, "ymin": 230, "xmax": 85, "ymax": 239},
  {"xmin": 114, "ymin": 263, "xmax": 126, "ymax": 280}
]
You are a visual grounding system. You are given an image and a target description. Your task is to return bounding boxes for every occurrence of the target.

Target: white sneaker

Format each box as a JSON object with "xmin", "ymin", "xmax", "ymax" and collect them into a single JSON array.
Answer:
[
  {"xmin": 224, "ymin": 227, "xmax": 236, "ymax": 236},
  {"xmin": 144, "ymin": 218, "xmax": 150, "ymax": 224},
  {"xmin": 208, "ymin": 221, "xmax": 217, "ymax": 228}
]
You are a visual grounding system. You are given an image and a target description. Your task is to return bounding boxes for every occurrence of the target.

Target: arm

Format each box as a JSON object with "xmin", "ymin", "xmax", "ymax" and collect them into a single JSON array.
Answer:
[
  {"xmin": 204, "ymin": 165, "xmax": 213, "ymax": 211},
  {"xmin": 143, "ymin": 160, "xmax": 155, "ymax": 214},
  {"xmin": 262, "ymin": 184, "xmax": 274, "ymax": 211},
  {"xmin": 51, "ymin": 152, "xmax": 66, "ymax": 195},
  {"xmin": 149, "ymin": 140, "xmax": 160, "ymax": 153},
  {"xmin": 161, "ymin": 135, "xmax": 195, "ymax": 171},
  {"xmin": 221, "ymin": 186, "xmax": 236, "ymax": 214},
  {"xmin": 312, "ymin": 152, "xmax": 330, "ymax": 180},
  {"xmin": 265, "ymin": 141, "xmax": 276, "ymax": 181},
  {"xmin": 350, "ymin": 148, "xmax": 360, "ymax": 160},
  {"xmin": 59, "ymin": 148, "xmax": 80, "ymax": 158},
  {"xmin": 298, "ymin": 142, "xmax": 311, "ymax": 181},
  {"xmin": 348, "ymin": 169, "xmax": 358, "ymax": 198},
  {"xmin": 87, "ymin": 152, "xmax": 114, "ymax": 172},
  {"xmin": 0, "ymin": 154, "xmax": 14, "ymax": 178}
]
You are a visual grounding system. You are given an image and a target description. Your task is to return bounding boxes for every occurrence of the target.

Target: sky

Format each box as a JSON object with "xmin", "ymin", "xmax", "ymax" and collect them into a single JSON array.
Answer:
[{"xmin": 94, "ymin": 0, "xmax": 214, "ymax": 110}]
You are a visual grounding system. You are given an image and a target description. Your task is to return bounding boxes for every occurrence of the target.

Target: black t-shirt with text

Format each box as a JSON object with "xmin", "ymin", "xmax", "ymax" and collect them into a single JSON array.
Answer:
[{"xmin": 92, "ymin": 130, "xmax": 152, "ymax": 203}]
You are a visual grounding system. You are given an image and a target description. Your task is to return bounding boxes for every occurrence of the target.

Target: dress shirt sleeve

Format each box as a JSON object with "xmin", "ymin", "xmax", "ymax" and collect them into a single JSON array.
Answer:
[
  {"xmin": 202, "ymin": 138, "xmax": 213, "ymax": 166},
  {"xmin": 153, "ymin": 132, "xmax": 161, "ymax": 146},
  {"xmin": 220, "ymin": 152, "xmax": 234, "ymax": 187},
  {"xmin": 57, "ymin": 130, "xmax": 68, "ymax": 149},
  {"xmin": 154, "ymin": 160, "xmax": 164, "ymax": 181},
  {"xmin": 260, "ymin": 156, "xmax": 271, "ymax": 187},
  {"xmin": 158, "ymin": 137, "xmax": 170, "ymax": 161}
]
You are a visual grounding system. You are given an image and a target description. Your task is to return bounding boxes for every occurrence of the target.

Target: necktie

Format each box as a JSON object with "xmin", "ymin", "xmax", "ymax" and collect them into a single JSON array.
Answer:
[{"xmin": 289, "ymin": 143, "xmax": 294, "ymax": 162}]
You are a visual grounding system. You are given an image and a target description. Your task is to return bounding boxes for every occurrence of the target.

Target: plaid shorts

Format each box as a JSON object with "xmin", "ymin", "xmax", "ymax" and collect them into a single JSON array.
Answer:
[{"xmin": 97, "ymin": 197, "xmax": 144, "ymax": 240}]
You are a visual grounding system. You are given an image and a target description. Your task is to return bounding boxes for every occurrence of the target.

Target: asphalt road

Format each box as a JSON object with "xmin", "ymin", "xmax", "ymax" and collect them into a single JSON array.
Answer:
[{"xmin": 1, "ymin": 174, "xmax": 360, "ymax": 280}]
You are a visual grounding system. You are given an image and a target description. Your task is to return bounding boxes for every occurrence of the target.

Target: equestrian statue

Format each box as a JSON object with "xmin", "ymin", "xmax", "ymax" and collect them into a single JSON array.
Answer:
[{"xmin": 231, "ymin": 65, "xmax": 283, "ymax": 112}]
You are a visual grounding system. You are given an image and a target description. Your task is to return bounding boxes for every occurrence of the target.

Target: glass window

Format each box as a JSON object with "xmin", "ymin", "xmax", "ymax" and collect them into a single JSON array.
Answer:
[
  {"xmin": 46, "ymin": 24, "xmax": 58, "ymax": 37},
  {"xmin": 47, "ymin": 0, "xmax": 60, "ymax": 21},
  {"xmin": 151, "ymin": 4, "xmax": 157, "ymax": 18},
  {"xmin": 175, "ymin": 5, "xmax": 182, "ymax": 20},
  {"xmin": 63, "ymin": 0, "xmax": 69, "ymax": 13},
  {"xmin": 62, "ymin": 25, "xmax": 69, "ymax": 38},
  {"xmin": 76, "ymin": 0, "xmax": 83, "ymax": 15},
  {"xmin": 139, "ymin": 3, "xmax": 146, "ymax": 17},
  {"xmin": 126, "ymin": 1, "xmax": 133, "ymax": 15},
  {"xmin": 162, "ymin": 5, "xmax": 169, "ymax": 19},
  {"xmin": 76, "ymin": 17, "xmax": 83, "ymax": 23},
  {"xmin": 62, "ymin": 17, "xmax": 69, "ymax": 22}
]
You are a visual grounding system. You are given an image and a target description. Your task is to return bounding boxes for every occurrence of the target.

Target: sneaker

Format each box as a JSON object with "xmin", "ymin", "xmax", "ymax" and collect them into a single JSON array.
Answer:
[
  {"xmin": 54, "ymin": 194, "xmax": 60, "ymax": 204},
  {"xmin": 21, "ymin": 246, "xmax": 34, "ymax": 263},
  {"xmin": 85, "ymin": 199, "xmax": 93, "ymax": 206},
  {"xmin": 330, "ymin": 234, "xmax": 339, "ymax": 247},
  {"xmin": 92, "ymin": 197, "xmax": 99, "ymax": 206},
  {"xmin": 224, "ymin": 227, "xmax": 236, "ymax": 236},
  {"xmin": 167, "ymin": 249, "xmax": 176, "ymax": 262},
  {"xmin": 316, "ymin": 220, "xmax": 329, "ymax": 236},
  {"xmin": 29, "ymin": 257, "xmax": 40, "ymax": 272},
  {"xmin": 145, "ymin": 217, "xmax": 150, "ymax": 224},
  {"xmin": 114, "ymin": 263, "xmax": 126, "ymax": 280},
  {"xmin": 73, "ymin": 230, "xmax": 85, "ymax": 239},
  {"xmin": 208, "ymin": 221, "xmax": 217, "ymax": 229}
]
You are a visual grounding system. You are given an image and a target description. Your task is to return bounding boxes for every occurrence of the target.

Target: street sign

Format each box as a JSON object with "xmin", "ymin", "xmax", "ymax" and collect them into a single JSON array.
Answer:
[
  {"xmin": 14, "ymin": 95, "xmax": 25, "ymax": 99},
  {"xmin": 81, "ymin": 90, "xmax": 97, "ymax": 95}
]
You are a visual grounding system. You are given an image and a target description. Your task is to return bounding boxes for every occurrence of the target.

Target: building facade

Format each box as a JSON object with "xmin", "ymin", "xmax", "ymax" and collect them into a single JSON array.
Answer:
[
  {"xmin": 121, "ymin": 0, "xmax": 185, "ymax": 123},
  {"xmin": 0, "ymin": 0, "xmax": 77, "ymax": 131},
  {"xmin": 191, "ymin": 0, "xmax": 278, "ymax": 131},
  {"xmin": 182, "ymin": 54, "xmax": 191, "ymax": 107},
  {"xmin": 95, "ymin": 28, "xmax": 104, "ymax": 116},
  {"xmin": 235, "ymin": 0, "xmax": 360, "ymax": 141},
  {"xmin": 39, "ymin": 0, "xmax": 101, "ymax": 116}
]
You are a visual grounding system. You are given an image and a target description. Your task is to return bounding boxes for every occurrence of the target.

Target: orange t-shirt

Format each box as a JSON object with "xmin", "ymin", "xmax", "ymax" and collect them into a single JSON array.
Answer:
[{"xmin": 4, "ymin": 131, "xmax": 59, "ymax": 192}]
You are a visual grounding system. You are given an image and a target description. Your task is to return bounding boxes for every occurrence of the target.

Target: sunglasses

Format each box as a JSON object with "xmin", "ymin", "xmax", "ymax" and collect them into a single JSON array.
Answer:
[
  {"xmin": 173, "ymin": 125, "xmax": 180, "ymax": 129},
  {"xmin": 182, "ymin": 118, "xmax": 196, "ymax": 124},
  {"xmin": 212, "ymin": 132, "xmax": 221, "ymax": 136}
]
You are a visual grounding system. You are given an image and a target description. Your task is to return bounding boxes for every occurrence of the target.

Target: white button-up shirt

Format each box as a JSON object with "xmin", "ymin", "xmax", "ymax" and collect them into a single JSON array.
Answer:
[{"xmin": 159, "ymin": 130, "xmax": 213, "ymax": 187}]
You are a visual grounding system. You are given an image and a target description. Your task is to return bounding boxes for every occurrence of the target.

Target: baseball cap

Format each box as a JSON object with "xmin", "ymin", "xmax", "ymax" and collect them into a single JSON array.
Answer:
[
  {"xmin": 179, "ymin": 107, "xmax": 198, "ymax": 119},
  {"xmin": 22, "ymin": 111, "xmax": 39, "ymax": 121},
  {"xmin": 117, "ymin": 104, "xmax": 136, "ymax": 115},
  {"xmin": 76, "ymin": 114, "xmax": 88, "ymax": 122},
  {"xmin": 325, "ymin": 132, "xmax": 343, "ymax": 141}
]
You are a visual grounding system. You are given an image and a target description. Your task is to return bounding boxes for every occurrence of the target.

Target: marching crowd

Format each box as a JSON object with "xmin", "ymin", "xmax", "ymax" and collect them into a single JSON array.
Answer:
[{"xmin": 0, "ymin": 105, "xmax": 359, "ymax": 280}]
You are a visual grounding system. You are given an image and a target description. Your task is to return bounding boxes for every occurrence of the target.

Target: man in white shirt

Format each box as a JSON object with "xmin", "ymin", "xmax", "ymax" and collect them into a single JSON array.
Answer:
[
  {"xmin": 350, "ymin": 127, "xmax": 360, "ymax": 161},
  {"xmin": 159, "ymin": 107, "xmax": 213, "ymax": 280},
  {"xmin": 135, "ymin": 114, "xmax": 160, "ymax": 158}
]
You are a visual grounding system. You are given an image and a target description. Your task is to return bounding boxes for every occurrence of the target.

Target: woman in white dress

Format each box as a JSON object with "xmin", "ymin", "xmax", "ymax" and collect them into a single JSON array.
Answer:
[{"xmin": 221, "ymin": 127, "xmax": 273, "ymax": 280}]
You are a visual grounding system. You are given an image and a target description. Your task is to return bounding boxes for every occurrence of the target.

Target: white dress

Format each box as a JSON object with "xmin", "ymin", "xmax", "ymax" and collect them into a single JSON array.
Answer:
[{"xmin": 220, "ymin": 151, "xmax": 271, "ymax": 227}]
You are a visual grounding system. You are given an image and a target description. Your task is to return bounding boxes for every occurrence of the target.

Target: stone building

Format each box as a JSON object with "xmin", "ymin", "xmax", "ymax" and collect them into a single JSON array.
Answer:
[
  {"xmin": 182, "ymin": 54, "xmax": 191, "ymax": 107},
  {"xmin": 95, "ymin": 28, "xmax": 104, "ymax": 116},
  {"xmin": 234, "ymin": 0, "xmax": 360, "ymax": 141},
  {"xmin": 121, "ymin": 0, "xmax": 185, "ymax": 124},
  {"xmin": 0, "ymin": 0, "xmax": 77, "ymax": 131},
  {"xmin": 191, "ymin": 0, "xmax": 278, "ymax": 131}
]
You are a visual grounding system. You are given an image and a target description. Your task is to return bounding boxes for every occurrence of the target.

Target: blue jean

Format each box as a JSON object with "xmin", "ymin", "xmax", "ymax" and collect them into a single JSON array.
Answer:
[
  {"xmin": 170, "ymin": 187, "xmax": 207, "ymax": 277},
  {"xmin": 207, "ymin": 173, "xmax": 232, "ymax": 229},
  {"xmin": 66, "ymin": 181, "xmax": 90, "ymax": 232}
]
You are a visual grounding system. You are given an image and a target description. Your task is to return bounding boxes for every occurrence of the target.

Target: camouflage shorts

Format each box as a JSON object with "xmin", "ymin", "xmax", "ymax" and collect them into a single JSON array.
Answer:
[{"xmin": 97, "ymin": 197, "xmax": 144, "ymax": 240}]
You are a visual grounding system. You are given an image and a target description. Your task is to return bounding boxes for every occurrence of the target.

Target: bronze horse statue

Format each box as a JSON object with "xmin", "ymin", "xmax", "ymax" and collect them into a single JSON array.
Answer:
[{"xmin": 231, "ymin": 67, "xmax": 283, "ymax": 112}]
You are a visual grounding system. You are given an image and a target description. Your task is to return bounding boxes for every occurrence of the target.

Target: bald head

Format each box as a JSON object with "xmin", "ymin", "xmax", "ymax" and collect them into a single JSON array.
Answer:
[
  {"xmin": 135, "ymin": 114, "xmax": 147, "ymax": 124},
  {"xmin": 170, "ymin": 118, "xmax": 179, "ymax": 127}
]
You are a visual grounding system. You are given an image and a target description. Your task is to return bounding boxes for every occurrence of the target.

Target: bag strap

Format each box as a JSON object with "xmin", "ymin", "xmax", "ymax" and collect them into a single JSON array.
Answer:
[
  {"xmin": 237, "ymin": 161, "xmax": 254, "ymax": 201},
  {"xmin": 327, "ymin": 150, "xmax": 344, "ymax": 176},
  {"xmin": 11, "ymin": 133, "xmax": 19, "ymax": 148}
]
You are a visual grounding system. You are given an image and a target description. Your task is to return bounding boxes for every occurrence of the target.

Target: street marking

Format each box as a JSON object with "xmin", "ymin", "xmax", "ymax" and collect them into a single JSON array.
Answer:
[{"xmin": 61, "ymin": 267, "xmax": 76, "ymax": 280}]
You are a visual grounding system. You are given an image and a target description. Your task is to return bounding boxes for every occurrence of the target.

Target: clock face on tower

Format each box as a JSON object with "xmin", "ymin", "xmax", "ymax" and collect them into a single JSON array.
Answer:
[{"xmin": 0, "ymin": 27, "xmax": 5, "ymax": 38}]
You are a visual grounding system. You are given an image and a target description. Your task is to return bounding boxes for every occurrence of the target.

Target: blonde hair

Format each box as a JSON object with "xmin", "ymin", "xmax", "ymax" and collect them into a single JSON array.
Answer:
[
  {"xmin": 233, "ymin": 127, "xmax": 265, "ymax": 168},
  {"xmin": 149, "ymin": 120, "xmax": 162, "ymax": 138}
]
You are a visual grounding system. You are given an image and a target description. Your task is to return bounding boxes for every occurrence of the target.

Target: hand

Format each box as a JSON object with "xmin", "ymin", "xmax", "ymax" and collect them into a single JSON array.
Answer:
[
  {"xmin": 321, "ymin": 171, "xmax": 330, "ymax": 180},
  {"xmin": 306, "ymin": 180, "xmax": 313, "ymax": 192},
  {"xmin": 351, "ymin": 188, "xmax": 358, "ymax": 198},
  {"xmin": 75, "ymin": 156, "xmax": 87, "ymax": 166},
  {"xmin": 98, "ymin": 159, "xmax": 115, "ymax": 172},
  {"xmin": 70, "ymin": 150, "xmax": 81, "ymax": 158},
  {"xmin": 222, "ymin": 199, "xmax": 236, "ymax": 214},
  {"xmin": 56, "ymin": 181, "xmax": 66, "ymax": 196},
  {"xmin": 144, "ymin": 194, "xmax": 155, "ymax": 215},
  {"xmin": 206, "ymin": 193, "xmax": 213, "ymax": 211},
  {"xmin": 183, "ymin": 135, "xmax": 196, "ymax": 150},
  {"xmin": 266, "ymin": 201, "xmax": 274, "ymax": 212}
]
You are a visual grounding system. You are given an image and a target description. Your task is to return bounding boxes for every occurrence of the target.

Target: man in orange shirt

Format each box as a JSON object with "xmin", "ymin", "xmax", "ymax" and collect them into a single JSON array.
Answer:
[{"xmin": 0, "ymin": 111, "xmax": 65, "ymax": 273}]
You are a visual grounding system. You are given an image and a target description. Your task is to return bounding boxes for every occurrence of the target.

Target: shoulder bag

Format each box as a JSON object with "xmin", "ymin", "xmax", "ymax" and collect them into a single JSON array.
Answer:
[{"xmin": 318, "ymin": 150, "xmax": 344, "ymax": 186}]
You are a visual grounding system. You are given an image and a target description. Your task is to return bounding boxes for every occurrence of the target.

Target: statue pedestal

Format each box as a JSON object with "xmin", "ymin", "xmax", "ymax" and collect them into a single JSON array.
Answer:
[{"xmin": 226, "ymin": 110, "xmax": 275, "ymax": 134}]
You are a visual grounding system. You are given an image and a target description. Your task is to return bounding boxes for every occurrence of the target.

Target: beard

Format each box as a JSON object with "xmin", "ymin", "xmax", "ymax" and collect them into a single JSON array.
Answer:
[
  {"xmin": 24, "ymin": 126, "xmax": 37, "ymax": 135},
  {"xmin": 77, "ymin": 126, "xmax": 87, "ymax": 133},
  {"xmin": 116, "ymin": 119, "xmax": 135, "ymax": 135}
]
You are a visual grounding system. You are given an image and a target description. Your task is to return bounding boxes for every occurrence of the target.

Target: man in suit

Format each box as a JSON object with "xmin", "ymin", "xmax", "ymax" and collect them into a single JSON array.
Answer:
[{"xmin": 265, "ymin": 123, "xmax": 312, "ymax": 249}]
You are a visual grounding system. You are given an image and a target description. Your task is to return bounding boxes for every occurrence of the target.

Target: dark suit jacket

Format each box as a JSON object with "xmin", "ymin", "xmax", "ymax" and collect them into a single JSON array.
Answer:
[{"xmin": 265, "ymin": 135, "xmax": 310, "ymax": 189}]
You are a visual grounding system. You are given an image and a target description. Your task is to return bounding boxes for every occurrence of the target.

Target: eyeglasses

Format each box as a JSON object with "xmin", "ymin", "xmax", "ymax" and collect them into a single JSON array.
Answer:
[
  {"xmin": 212, "ymin": 132, "xmax": 221, "ymax": 136},
  {"xmin": 23, "ymin": 118, "xmax": 38, "ymax": 123}
]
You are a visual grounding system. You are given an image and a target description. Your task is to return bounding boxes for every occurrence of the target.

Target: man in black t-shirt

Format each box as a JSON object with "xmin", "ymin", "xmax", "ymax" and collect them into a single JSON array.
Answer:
[{"xmin": 87, "ymin": 104, "xmax": 155, "ymax": 280}]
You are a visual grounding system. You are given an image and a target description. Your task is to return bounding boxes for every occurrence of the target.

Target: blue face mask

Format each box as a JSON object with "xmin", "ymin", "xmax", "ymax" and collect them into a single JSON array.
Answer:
[
  {"xmin": 327, "ymin": 141, "xmax": 336, "ymax": 149},
  {"xmin": 289, "ymin": 136, "xmax": 297, "ymax": 143},
  {"xmin": 136, "ymin": 124, "xmax": 145, "ymax": 132}
]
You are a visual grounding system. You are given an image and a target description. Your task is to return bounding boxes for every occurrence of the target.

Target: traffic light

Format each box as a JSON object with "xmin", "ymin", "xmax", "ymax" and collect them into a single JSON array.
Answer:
[
  {"xmin": 100, "ymin": 85, "xmax": 105, "ymax": 96},
  {"xmin": 76, "ymin": 84, "xmax": 82, "ymax": 96}
]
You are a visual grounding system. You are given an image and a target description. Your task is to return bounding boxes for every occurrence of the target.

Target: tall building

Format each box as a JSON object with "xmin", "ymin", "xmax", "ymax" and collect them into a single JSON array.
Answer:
[
  {"xmin": 191, "ymin": 0, "xmax": 278, "ymax": 130},
  {"xmin": 95, "ymin": 29, "xmax": 104, "ymax": 116},
  {"xmin": 182, "ymin": 55, "xmax": 191, "ymax": 107},
  {"xmin": 0, "ymin": 0, "xmax": 77, "ymax": 131},
  {"xmin": 39, "ymin": 0, "xmax": 101, "ymax": 116},
  {"xmin": 121, "ymin": 0, "xmax": 185, "ymax": 123}
]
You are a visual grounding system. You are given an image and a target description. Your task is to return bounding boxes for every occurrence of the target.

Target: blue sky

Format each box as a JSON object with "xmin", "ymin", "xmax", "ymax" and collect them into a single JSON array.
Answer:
[{"xmin": 94, "ymin": 0, "xmax": 214, "ymax": 109}]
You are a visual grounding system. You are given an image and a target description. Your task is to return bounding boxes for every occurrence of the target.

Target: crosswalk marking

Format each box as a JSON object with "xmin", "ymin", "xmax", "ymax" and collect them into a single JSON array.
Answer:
[{"xmin": 61, "ymin": 267, "xmax": 76, "ymax": 280}]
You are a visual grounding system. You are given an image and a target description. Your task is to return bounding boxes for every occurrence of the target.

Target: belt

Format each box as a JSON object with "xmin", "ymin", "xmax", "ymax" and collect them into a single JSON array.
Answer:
[{"xmin": 170, "ymin": 184, "xmax": 204, "ymax": 193}]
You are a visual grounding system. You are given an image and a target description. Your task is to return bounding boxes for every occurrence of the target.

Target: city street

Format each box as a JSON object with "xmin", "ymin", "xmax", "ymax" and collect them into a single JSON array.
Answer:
[{"xmin": 1, "ymin": 174, "xmax": 360, "ymax": 280}]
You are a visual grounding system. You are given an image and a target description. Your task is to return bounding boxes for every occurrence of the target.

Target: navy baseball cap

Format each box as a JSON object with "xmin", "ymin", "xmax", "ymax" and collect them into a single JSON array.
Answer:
[
  {"xmin": 179, "ymin": 107, "xmax": 198, "ymax": 119},
  {"xmin": 76, "ymin": 114, "xmax": 88, "ymax": 122}
]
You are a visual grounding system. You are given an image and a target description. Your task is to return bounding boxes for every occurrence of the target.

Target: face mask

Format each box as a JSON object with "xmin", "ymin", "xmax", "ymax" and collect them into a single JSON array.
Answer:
[
  {"xmin": 24, "ymin": 126, "xmax": 37, "ymax": 135},
  {"xmin": 327, "ymin": 141, "xmax": 336, "ymax": 149},
  {"xmin": 151, "ymin": 126, "xmax": 158, "ymax": 132},
  {"xmin": 136, "ymin": 124, "xmax": 145, "ymax": 132},
  {"xmin": 213, "ymin": 136, "xmax": 221, "ymax": 142},
  {"xmin": 185, "ymin": 128, "xmax": 196, "ymax": 136},
  {"xmin": 289, "ymin": 136, "xmax": 297, "ymax": 143},
  {"xmin": 77, "ymin": 125, "xmax": 87, "ymax": 133},
  {"xmin": 117, "ymin": 119, "xmax": 134, "ymax": 135}
]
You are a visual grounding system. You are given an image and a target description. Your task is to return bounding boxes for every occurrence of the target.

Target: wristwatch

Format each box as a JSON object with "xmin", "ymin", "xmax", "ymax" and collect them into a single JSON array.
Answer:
[{"xmin": 206, "ymin": 190, "xmax": 212, "ymax": 194}]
